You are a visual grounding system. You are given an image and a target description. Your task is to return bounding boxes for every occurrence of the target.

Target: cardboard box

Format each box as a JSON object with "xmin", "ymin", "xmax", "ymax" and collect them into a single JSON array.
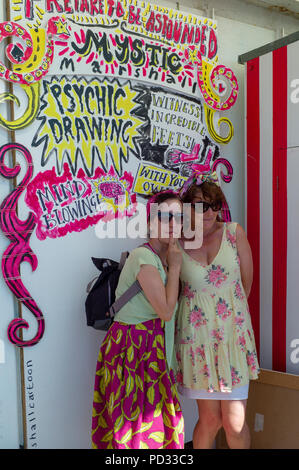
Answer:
[{"xmin": 216, "ymin": 369, "xmax": 299, "ymax": 449}]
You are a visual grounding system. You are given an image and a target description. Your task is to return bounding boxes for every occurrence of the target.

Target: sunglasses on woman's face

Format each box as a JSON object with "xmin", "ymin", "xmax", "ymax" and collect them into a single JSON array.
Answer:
[
  {"xmin": 191, "ymin": 201, "xmax": 222, "ymax": 213},
  {"xmin": 157, "ymin": 211, "xmax": 184, "ymax": 224}
]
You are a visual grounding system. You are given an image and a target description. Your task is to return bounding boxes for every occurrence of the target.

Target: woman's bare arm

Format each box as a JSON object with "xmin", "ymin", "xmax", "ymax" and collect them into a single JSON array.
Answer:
[
  {"xmin": 137, "ymin": 264, "xmax": 180, "ymax": 321},
  {"xmin": 236, "ymin": 224, "xmax": 253, "ymax": 299}
]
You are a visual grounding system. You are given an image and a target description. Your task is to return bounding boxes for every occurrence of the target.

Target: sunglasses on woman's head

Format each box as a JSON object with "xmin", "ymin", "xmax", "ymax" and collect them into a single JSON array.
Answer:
[
  {"xmin": 191, "ymin": 201, "xmax": 222, "ymax": 213},
  {"xmin": 157, "ymin": 211, "xmax": 184, "ymax": 224}
]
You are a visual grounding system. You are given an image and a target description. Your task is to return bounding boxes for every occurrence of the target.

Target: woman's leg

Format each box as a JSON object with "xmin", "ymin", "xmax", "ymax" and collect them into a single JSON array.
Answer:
[
  {"xmin": 193, "ymin": 399, "xmax": 222, "ymax": 449},
  {"xmin": 221, "ymin": 399, "xmax": 250, "ymax": 449}
]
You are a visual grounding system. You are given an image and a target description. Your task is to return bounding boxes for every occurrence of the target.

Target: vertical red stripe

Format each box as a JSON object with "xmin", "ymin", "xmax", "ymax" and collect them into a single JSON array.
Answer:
[
  {"xmin": 272, "ymin": 47, "xmax": 287, "ymax": 372},
  {"xmin": 246, "ymin": 58, "xmax": 260, "ymax": 360}
]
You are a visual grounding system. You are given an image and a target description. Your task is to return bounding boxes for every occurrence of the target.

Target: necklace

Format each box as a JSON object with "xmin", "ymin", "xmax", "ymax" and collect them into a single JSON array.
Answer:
[{"xmin": 144, "ymin": 242, "xmax": 168, "ymax": 269}]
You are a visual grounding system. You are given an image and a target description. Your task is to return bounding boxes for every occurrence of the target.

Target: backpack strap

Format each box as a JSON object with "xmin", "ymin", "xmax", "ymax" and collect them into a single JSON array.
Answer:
[
  {"xmin": 118, "ymin": 251, "xmax": 129, "ymax": 270},
  {"xmin": 109, "ymin": 280, "xmax": 142, "ymax": 317},
  {"xmin": 86, "ymin": 276, "xmax": 98, "ymax": 294}
]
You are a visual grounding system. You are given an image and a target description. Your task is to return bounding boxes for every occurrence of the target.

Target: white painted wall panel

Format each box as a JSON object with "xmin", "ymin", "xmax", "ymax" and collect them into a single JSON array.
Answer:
[
  {"xmin": 259, "ymin": 52, "xmax": 273, "ymax": 371},
  {"xmin": 286, "ymin": 41, "xmax": 299, "ymax": 374}
]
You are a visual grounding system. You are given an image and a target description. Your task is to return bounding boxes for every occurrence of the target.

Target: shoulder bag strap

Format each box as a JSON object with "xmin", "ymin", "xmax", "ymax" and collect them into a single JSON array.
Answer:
[
  {"xmin": 109, "ymin": 280, "xmax": 142, "ymax": 317},
  {"xmin": 109, "ymin": 244, "xmax": 154, "ymax": 317}
]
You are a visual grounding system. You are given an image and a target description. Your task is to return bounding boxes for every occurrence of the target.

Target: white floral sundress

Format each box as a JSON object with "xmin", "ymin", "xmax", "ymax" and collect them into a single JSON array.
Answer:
[{"xmin": 175, "ymin": 222, "xmax": 260, "ymax": 397}]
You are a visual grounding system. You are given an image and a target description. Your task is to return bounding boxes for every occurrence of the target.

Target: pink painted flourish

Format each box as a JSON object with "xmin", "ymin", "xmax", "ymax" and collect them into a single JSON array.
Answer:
[
  {"xmin": 25, "ymin": 164, "xmax": 137, "ymax": 240},
  {"xmin": 195, "ymin": 50, "xmax": 239, "ymax": 111},
  {"xmin": 0, "ymin": 143, "xmax": 44, "ymax": 347}
]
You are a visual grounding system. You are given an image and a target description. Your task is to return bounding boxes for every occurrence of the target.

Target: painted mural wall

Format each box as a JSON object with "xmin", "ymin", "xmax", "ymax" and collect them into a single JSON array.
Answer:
[{"xmin": 0, "ymin": 0, "xmax": 238, "ymax": 448}]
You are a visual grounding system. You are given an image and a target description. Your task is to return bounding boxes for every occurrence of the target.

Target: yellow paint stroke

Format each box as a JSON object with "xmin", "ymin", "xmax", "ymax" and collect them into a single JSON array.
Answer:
[
  {"xmin": 0, "ymin": 82, "xmax": 40, "ymax": 130},
  {"xmin": 202, "ymin": 58, "xmax": 221, "ymax": 104},
  {"xmin": 36, "ymin": 6, "xmax": 45, "ymax": 15},
  {"xmin": 204, "ymin": 104, "xmax": 233, "ymax": 145},
  {"xmin": 134, "ymin": 163, "xmax": 187, "ymax": 195},
  {"xmin": 36, "ymin": 77, "xmax": 144, "ymax": 173},
  {"xmin": 188, "ymin": 48, "xmax": 199, "ymax": 65},
  {"xmin": 36, "ymin": 9, "xmax": 44, "ymax": 20},
  {"xmin": 13, "ymin": 28, "xmax": 46, "ymax": 74}
]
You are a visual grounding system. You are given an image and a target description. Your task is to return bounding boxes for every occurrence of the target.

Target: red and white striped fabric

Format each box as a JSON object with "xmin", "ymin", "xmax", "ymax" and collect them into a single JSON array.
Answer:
[{"xmin": 245, "ymin": 40, "xmax": 299, "ymax": 374}]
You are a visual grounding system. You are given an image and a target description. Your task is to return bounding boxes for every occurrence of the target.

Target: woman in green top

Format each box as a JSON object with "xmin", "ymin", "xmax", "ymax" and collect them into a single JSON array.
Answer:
[{"xmin": 91, "ymin": 190, "xmax": 185, "ymax": 449}]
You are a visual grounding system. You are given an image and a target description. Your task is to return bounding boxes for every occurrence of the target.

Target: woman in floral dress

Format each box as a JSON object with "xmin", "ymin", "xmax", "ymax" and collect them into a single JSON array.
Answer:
[{"xmin": 175, "ymin": 171, "xmax": 260, "ymax": 449}]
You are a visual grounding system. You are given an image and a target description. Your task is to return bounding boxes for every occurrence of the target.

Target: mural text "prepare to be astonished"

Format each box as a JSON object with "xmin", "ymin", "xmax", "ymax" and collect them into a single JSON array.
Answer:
[{"xmin": 34, "ymin": 1, "xmax": 218, "ymax": 58}]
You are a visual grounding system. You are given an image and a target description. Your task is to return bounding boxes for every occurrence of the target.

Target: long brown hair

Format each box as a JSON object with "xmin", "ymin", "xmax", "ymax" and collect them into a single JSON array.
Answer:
[{"xmin": 181, "ymin": 181, "xmax": 231, "ymax": 222}]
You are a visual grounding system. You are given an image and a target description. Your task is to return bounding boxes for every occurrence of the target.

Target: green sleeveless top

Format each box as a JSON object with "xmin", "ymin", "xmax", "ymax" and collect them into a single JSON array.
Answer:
[{"xmin": 113, "ymin": 246, "xmax": 177, "ymax": 372}]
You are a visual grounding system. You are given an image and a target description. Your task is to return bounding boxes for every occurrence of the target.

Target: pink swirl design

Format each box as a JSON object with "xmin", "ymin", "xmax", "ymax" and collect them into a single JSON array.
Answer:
[
  {"xmin": 0, "ymin": 143, "xmax": 44, "ymax": 347},
  {"xmin": 220, "ymin": 199, "xmax": 232, "ymax": 223},
  {"xmin": 191, "ymin": 158, "xmax": 232, "ymax": 222},
  {"xmin": 196, "ymin": 53, "xmax": 239, "ymax": 111},
  {"xmin": 212, "ymin": 158, "xmax": 233, "ymax": 221},
  {"xmin": 212, "ymin": 158, "xmax": 233, "ymax": 183}
]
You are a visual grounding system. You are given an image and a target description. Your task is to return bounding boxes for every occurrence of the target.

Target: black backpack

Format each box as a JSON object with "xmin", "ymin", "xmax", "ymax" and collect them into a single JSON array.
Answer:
[{"xmin": 85, "ymin": 251, "xmax": 143, "ymax": 330}]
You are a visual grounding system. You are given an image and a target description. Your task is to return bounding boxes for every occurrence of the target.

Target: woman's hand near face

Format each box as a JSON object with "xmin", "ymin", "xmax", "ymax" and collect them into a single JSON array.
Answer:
[
  {"xmin": 167, "ymin": 234, "xmax": 182, "ymax": 270},
  {"xmin": 236, "ymin": 224, "xmax": 253, "ymax": 299}
]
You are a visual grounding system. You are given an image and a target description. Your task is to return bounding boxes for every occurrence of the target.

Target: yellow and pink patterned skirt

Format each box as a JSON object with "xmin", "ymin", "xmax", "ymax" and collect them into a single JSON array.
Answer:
[{"xmin": 91, "ymin": 318, "xmax": 184, "ymax": 449}]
